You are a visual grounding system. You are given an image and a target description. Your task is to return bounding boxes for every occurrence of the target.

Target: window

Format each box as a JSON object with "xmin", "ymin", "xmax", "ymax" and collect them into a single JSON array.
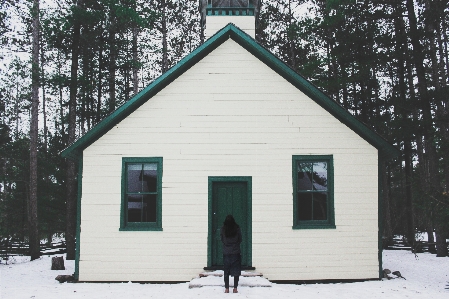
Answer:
[
  {"xmin": 293, "ymin": 155, "xmax": 335, "ymax": 229},
  {"xmin": 120, "ymin": 157, "xmax": 163, "ymax": 231}
]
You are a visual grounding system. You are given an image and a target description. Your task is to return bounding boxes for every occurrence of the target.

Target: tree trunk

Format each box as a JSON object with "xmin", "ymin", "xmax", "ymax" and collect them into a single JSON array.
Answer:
[
  {"xmin": 47, "ymin": 232, "xmax": 53, "ymax": 246},
  {"xmin": 14, "ymin": 74, "xmax": 19, "ymax": 139},
  {"xmin": 382, "ymin": 161, "xmax": 393, "ymax": 247},
  {"xmin": 424, "ymin": 1, "xmax": 449, "ymax": 257},
  {"xmin": 288, "ymin": 0, "xmax": 295, "ymax": 71},
  {"xmin": 41, "ymin": 44, "xmax": 47, "ymax": 152},
  {"xmin": 57, "ymin": 50, "xmax": 65, "ymax": 134},
  {"xmin": 406, "ymin": 0, "xmax": 443, "ymax": 252},
  {"xmin": 426, "ymin": 217, "xmax": 436, "ymax": 254},
  {"xmin": 161, "ymin": 0, "xmax": 168, "ymax": 73},
  {"xmin": 132, "ymin": 26, "xmax": 139, "ymax": 96},
  {"xmin": 403, "ymin": 133, "xmax": 414, "ymax": 247},
  {"xmin": 431, "ymin": 2, "xmax": 449, "ymax": 197},
  {"xmin": 108, "ymin": 21, "xmax": 116, "ymax": 112},
  {"xmin": 96, "ymin": 35, "xmax": 104, "ymax": 125},
  {"xmin": 29, "ymin": 0, "xmax": 40, "ymax": 261},
  {"xmin": 407, "ymin": 0, "xmax": 449, "ymax": 257},
  {"xmin": 442, "ymin": 21, "xmax": 449, "ymax": 82},
  {"xmin": 435, "ymin": 226, "xmax": 448, "ymax": 257},
  {"xmin": 199, "ymin": 0, "xmax": 206, "ymax": 44},
  {"xmin": 81, "ymin": 27, "xmax": 89, "ymax": 135},
  {"xmin": 66, "ymin": 0, "xmax": 83, "ymax": 261},
  {"xmin": 395, "ymin": 6, "xmax": 414, "ymax": 246}
]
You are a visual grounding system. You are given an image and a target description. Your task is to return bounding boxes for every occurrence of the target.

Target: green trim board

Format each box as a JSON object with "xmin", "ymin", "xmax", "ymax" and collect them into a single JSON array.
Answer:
[
  {"xmin": 378, "ymin": 153, "xmax": 384, "ymax": 279},
  {"xmin": 206, "ymin": 7, "xmax": 255, "ymax": 16},
  {"xmin": 75, "ymin": 154, "xmax": 83, "ymax": 280},
  {"xmin": 207, "ymin": 176, "xmax": 252, "ymax": 268},
  {"xmin": 119, "ymin": 157, "xmax": 163, "ymax": 231},
  {"xmin": 61, "ymin": 23, "xmax": 400, "ymax": 161},
  {"xmin": 292, "ymin": 155, "xmax": 335, "ymax": 229}
]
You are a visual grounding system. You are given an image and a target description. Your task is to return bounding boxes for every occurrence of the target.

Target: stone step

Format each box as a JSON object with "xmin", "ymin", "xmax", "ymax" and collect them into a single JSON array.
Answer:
[
  {"xmin": 199, "ymin": 270, "xmax": 263, "ymax": 278},
  {"xmin": 189, "ymin": 270, "xmax": 272, "ymax": 288}
]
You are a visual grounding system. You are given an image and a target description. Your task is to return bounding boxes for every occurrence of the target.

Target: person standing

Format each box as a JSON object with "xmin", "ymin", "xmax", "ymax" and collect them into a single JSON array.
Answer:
[{"xmin": 220, "ymin": 215, "xmax": 242, "ymax": 293}]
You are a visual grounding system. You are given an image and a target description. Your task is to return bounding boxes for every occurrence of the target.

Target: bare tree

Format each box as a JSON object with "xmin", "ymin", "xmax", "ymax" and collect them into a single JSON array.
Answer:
[
  {"xmin": 29, "ymin": 0, "xmax": 40, "ymax": 261},
  {"xmin": 66, "ymin": 0, "xmax": 84, "ymax": 260}
]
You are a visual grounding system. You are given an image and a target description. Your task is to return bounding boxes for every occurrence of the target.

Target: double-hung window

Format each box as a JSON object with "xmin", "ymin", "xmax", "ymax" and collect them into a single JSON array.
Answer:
[
  {"xmin": 293, "ymin": 155, "xmax": 335, "ymax": 229},
  {"xmin": 120, "ymin": 157, "xmax": 163, "ymax": 231}
]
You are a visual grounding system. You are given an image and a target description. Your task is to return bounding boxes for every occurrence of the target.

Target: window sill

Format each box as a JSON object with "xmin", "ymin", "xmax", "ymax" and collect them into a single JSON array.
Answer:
[
  {"xmin": 292, "ymin": 224, "xmax": 336, "ymax": 230},
  {"xmin": 119, "ymin": 226, "xmax": 163, "ymax": 231}
]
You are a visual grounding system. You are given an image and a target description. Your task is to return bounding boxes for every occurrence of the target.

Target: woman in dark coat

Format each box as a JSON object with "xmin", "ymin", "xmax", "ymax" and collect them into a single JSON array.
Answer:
[{"xmin": 220, "ymin": 214, "xmax": 242, "ymax": 293}]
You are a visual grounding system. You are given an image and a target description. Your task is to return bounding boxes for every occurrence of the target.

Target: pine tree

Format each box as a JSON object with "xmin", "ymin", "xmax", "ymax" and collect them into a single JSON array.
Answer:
[
  {"xmin": 66, "ymin": 0, "xmax": 84, "ymax": 260},
  {"xmin": 29, "ymin": 0, "xmax": 41, "ymax": 260}
]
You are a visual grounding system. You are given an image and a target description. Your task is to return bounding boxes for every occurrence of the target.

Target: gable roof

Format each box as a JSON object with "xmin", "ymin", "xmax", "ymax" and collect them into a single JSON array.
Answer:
[{"xmin": 61, "ymin": 23, "xmax": 400, "ymax": 160}]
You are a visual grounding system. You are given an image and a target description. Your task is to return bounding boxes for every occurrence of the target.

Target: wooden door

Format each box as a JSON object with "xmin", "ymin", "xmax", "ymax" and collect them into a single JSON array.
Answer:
[{"xmin": 210, "ymin": 180, "xmax": 250, "ymax": 267}]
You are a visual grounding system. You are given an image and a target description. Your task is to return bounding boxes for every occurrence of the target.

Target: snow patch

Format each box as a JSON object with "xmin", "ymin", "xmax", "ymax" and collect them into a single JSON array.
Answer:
[{"xmin": 1, "ymin": 251, "xmax": 448, "ymax": 299}]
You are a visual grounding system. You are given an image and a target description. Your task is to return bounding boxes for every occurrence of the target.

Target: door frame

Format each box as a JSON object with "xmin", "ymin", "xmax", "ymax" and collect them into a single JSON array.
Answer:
[{"xmin": 207, "ymin": 176, "xmax": 252, "ymax": 268}]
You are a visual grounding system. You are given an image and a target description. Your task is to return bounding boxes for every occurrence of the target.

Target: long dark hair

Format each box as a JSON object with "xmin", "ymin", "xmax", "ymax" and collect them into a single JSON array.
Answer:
[{"xmin": 223, "ymin": 214, "xmax": 239, "ymax": 237}]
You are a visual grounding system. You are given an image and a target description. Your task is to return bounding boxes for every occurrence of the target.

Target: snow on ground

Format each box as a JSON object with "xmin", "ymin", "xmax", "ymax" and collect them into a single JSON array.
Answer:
[{"xmin": 1, "ymin": 250, "xmax": 448, "ymax": 299}]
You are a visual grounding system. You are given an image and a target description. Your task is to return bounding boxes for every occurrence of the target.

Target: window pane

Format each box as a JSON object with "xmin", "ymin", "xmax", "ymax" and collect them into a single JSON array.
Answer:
[
  {"xmin": 127, "ymin": 163, "xmax": 157, "ymax": 193},
  {"xmin": 312, "ymin": 162, "xmax": 327, "ymax": 191},
  {"xmin": 127, "ymin": 164, "xmax": 143, "ymax": 193},
  {"xmin": 313, "ymin": 192, "xmax": 328, "ymax": 220},
  {"xmin": 297, "ymin": 192, "xmax": 313, "ymax": 221},
  {"xmin": 142, "ymin": 194, "xmax": 157, "ymax": 222},
  {"xmin": 127, "ymin": 194, "xmax": 157, "ymax": 223},
  {"xmin": 142, "ymin": 163, "xmax": 158, "ymax": 192},
  {"xmin": 212, "ymin": 0, "xmax": 248, "ymax": 7},
  {"xmin": 128, "ymin": 194, "xmax": 143, "ymax": 222},
  {"xmin": 297, "ymin": 162, "xmax": 313, "ymax": 191}
]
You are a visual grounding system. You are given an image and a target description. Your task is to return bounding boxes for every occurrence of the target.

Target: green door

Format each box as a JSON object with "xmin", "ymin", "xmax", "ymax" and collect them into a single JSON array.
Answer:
[{"xmin": 209, "ymin": 178, "xmax": 251, "ymax": 268}]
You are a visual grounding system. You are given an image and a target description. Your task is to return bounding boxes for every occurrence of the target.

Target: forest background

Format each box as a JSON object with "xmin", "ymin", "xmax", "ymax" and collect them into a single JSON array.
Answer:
[{"xmin": 0, "ymin": 0, "xmax": 448, "ymax": 261}]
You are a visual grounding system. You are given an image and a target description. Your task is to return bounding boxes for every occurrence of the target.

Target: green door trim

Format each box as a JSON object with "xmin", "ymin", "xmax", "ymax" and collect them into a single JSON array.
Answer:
[{"xmin": 207, "ymin": 176, "xmax": 252, "ymax": 268}]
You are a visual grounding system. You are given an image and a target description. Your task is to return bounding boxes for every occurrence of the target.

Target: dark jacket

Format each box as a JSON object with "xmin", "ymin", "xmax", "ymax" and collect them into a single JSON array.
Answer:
[{"xmin": 220, "ymin": 227, "xmax": 242, "ymax": 255}]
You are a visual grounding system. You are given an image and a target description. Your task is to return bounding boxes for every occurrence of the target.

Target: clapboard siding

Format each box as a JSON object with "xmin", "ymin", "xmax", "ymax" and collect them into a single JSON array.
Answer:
[
  {"xmin": 79, "ymin": 39, "xmax": 379, "ymax": 281},
  {"xmin": 206, "ymin": 16, "xmax": 255, "ymax": 38}
]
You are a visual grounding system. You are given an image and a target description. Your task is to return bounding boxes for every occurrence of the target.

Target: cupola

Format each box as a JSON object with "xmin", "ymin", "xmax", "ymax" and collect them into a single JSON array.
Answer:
[{"xmin": 199, "ymin": 0, "xmax": 261, "ymax": 39}]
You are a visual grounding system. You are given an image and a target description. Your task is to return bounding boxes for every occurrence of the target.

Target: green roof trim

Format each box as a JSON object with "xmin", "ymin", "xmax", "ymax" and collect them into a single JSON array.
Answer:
[{"xmin": 62, "ymin": 23, "xmax": 400, "ymax": 160}]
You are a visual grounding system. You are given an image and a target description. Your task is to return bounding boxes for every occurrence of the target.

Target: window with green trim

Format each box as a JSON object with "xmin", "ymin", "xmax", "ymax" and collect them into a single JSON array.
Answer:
[
  {"xmin": 293, "ymin": 155, "xmax": 335, "ymax": 229},
  {"xmin": 120, "ymin": 157, "xmax": 162, "ymax": 231}
]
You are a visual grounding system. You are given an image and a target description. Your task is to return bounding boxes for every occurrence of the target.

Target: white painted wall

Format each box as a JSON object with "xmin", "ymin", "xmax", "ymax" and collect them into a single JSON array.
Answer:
[
  {"xmin": 79, "ymin": 39, "xmax": 379, "ymax": 282},
  {"xmin": 206, "ymin": 16, "xmax": 255, "ymax": 38}
]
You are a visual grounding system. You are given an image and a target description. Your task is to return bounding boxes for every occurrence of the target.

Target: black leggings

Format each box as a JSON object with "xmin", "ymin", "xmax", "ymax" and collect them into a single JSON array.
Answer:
[{"xmin": 224, "ymin": 274, "xmax": 239, "ymax": 289}]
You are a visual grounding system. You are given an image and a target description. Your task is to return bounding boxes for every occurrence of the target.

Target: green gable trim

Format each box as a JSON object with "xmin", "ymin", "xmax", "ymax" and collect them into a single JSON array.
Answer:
[{"xmin": 62, "ymin": 23, "xmax": 399, "ymax": 161}]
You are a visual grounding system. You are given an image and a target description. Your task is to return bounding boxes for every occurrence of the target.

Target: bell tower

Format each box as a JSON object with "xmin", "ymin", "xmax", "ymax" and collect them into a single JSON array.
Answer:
[{"xmin": 199, "ymin": 0, "xmax": 261, "ymax": 40}]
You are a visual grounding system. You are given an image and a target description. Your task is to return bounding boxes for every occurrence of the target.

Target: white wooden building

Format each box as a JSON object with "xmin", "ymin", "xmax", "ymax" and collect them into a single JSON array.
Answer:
[{"xmin": 62, "ymin": 2, "xmax": 399, "ymax": 283}]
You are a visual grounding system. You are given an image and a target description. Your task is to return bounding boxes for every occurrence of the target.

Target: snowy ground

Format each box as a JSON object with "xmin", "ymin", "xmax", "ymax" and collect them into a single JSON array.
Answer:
[{"xmin": 1, "ymin": 250, "xmax": 448, "ymax": 299}]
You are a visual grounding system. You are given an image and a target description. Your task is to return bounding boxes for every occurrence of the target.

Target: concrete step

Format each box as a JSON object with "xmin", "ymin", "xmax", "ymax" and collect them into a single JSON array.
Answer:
[
  {"xmin": 199, "ymin": 270, "xmax": 263, "ymax": 278},
  {"xmin": 189, "ymin": 270, "xmax": 272, "ymax": 288}
]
